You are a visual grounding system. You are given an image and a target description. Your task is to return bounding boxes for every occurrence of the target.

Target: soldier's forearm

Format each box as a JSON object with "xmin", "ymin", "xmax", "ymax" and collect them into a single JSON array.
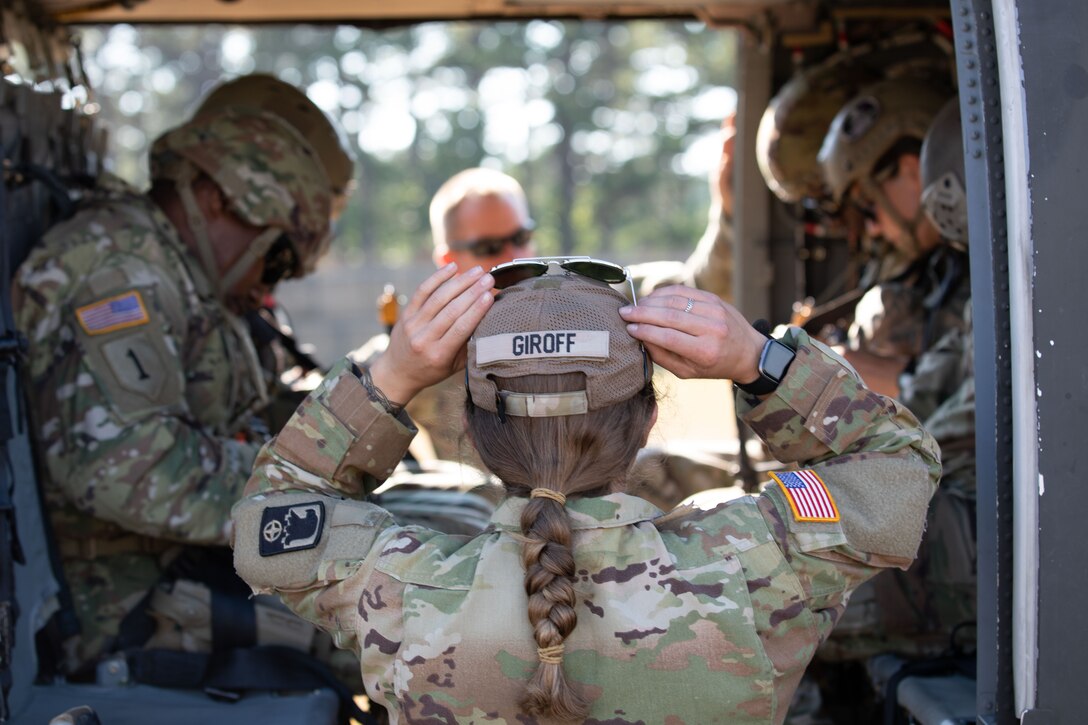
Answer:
[
  {"xmin": 245, "ymin": 358, "xmax": 416, "ymax": 501},
  {"xmin": 687, "ymin": 208, "xmax": 734, "ymax": 302},
  {"xmin": 739, "ymin": 328, "xmax": 940, "ymax": 479},
  {"xmin": 57, "ymin": 420, "xmax": 259, "ymax": 546}
]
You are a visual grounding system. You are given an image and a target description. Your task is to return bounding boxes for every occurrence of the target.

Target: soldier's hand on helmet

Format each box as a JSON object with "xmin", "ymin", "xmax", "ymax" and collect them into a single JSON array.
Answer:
[
  {"xmin": 619, "ymin": 286, "xmax": 766, "ymax": 383},
  {"xmin": 370, "ymin": 264, "xmax": 494, "ymax": 405},
  {"xmin": 712, "ymin": 113, "xmax": 736, "ymax": 219}
]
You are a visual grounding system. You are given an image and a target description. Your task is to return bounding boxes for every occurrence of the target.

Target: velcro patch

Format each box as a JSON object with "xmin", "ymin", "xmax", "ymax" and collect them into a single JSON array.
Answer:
[
  {"xmin": 259, "ymin": 501, "xmax": 326, "ymax": 557},
  {"xmin": 476, "ymin": 330, "xmax": 608, "ymax": 365},
  {"xmin": 75, "ymin": 291, "xmax": 150, "ymax": 336},
  {"xmin": 771, "ymin": 470, "xmax": 840, "ymax": 523}
]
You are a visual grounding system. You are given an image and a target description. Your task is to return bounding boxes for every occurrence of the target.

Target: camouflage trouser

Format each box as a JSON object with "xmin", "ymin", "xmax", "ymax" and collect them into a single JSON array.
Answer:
[{"xmin": 62, "ymin": 553, "xmax": 167, "ymax": 670}]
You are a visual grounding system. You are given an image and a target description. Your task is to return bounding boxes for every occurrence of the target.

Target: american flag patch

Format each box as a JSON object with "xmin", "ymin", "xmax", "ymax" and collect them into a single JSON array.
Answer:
[
  {"xmin": 75, "ymin": 291, "xmax": 150, "ymax": 336},
  {"xmin": 770, "ymin": 469, "xmax": 840, "ymax": 523}
]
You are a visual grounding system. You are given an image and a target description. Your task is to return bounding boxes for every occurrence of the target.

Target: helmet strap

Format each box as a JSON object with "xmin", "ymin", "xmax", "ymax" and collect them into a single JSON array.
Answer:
[
  {"xmin": 173, "ymin": 165, "xmax": 226, "ymax": 297},
  {"xmin": 219, "ymin": 227, "xmax": 281, "ymax": 295},
  {"xmin": 172, "ymin": 163, "xmax": 282, "ymax": 299}
]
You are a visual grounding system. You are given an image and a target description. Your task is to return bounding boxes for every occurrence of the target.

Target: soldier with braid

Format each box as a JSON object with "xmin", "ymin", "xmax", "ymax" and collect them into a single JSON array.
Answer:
[{"xmin": 232, "ymin": 259, "xmax": 939, "ymax": 723}]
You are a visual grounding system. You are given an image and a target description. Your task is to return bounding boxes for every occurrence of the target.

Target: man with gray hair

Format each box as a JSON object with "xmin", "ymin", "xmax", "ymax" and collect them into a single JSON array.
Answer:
[{"xmin": 429, "ymin": 167, "xmax": 537, "ymax": 273}]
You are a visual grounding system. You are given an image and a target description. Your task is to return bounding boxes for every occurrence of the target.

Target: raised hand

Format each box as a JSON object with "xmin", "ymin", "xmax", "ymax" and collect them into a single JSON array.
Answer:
[
  {"xmin": 619, "ymin": 285, "xmax": 766, "ymax": 384},
  {"xmin": 370, "ymin": 264, "xmax": 494, "ymax": 405}
]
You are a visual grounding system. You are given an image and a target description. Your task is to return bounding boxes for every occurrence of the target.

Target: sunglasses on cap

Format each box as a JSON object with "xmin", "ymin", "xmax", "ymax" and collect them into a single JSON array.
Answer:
[
  {"xmin": 447, "ymin": 225, "xmax": 534, "ymax": 259},
  {"xmin": 261, "ymin": 234, "xmax": 300, "ymax": 286},
  {"xmin": 489, "ymin": 256, "xmax": 637, "ymax": 304}
]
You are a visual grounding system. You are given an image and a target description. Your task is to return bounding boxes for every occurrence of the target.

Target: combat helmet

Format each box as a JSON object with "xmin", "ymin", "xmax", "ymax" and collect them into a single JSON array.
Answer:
[
  {"xmin": 195, "ymin": 73, "xmax": 357, "ymax": 219},
  {"xmin": 818, "ymin": 78, "xmax": 949, "ymax": 204},
  {"xmin": 920, "ymin": 98, "xmax": 968, "ymax": 245},
  {"xmin": 756, "ymin": 60, "xmax": 881, "ymax": 204},
  {"xmin": 758, "ymin": 26, "xmax": 954, "ymax": 207},
  {"xmin": 150, "ymin": 106, "xmax": 332, "ymax": 295},
  {"xmin": 818, "ymin": 79, "xmax": 949, "ymax": 255}
]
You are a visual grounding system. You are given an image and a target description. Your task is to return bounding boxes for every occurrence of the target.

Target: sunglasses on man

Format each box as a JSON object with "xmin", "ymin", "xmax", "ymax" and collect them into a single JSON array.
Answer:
[
  {"xmin": 447, "ymin": 226, "xmax": 534, "ymax": 259},
  {"xmin": 489, "ymin": 256, "xmax": 637, "ymax": 304}
]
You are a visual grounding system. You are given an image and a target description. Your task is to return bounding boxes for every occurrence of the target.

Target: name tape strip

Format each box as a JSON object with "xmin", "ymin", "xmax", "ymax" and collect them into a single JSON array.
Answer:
[{"xmin": 476, "ymin": 330, "xmax": 609, "ymax": 365}]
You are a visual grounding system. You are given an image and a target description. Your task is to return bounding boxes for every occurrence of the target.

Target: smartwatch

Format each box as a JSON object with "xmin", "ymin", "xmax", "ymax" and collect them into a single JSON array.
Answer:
[{"xmin": 736, "ymin": 337, "xmax": 796, "ymax": 396}]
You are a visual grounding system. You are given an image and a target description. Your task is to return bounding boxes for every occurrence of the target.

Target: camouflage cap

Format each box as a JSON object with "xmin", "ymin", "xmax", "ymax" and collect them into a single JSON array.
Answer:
[
  {"xmin": 466, "ymin": 269, "xmax": 646, "ymax": 417},
  {"xmin": 150, "ymin": 107, "xmax": 332, "ymax": 276}
]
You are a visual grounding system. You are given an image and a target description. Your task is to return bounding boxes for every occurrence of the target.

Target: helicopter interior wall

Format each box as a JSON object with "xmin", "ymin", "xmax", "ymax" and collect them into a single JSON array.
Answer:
[{"xmin": 1012, "ymin": 0, "xmax": 1088, "ymax": 720}]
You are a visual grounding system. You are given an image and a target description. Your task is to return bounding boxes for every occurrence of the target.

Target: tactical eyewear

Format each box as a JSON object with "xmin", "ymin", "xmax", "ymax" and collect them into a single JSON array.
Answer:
[
  {"xmin": 448, "ymin": 226, "xmax": 534, "ymax": 259},
  {"xmin": 489, "ymin": 256, "xmax": 637, "ymax": 304},
  {"xmin": 261, "ymin": 235, "xmax": 300, "ymax": 286}
]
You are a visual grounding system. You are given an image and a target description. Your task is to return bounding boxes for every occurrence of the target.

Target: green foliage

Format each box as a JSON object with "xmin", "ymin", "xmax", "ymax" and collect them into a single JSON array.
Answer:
[{"xmin": 79, "ymin": 20, "xmax": 736, "ymax": 265}]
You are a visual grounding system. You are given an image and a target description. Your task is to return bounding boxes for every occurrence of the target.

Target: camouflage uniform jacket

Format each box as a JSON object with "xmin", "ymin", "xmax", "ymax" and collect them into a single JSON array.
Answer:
[
  {"xmin": 860, "ymin": 245, "xmax": 971, "ymax": 422},
  {"xmin": 233, "ymin": 329, "xmax": 940, "ymax": 724},
  {"xmin": 14, "ymin": 176, "xmax": 266, "ymax": 663},
  {"xmin": 350, "ymin": 333, "xmax": 484, "ymax": 470}
]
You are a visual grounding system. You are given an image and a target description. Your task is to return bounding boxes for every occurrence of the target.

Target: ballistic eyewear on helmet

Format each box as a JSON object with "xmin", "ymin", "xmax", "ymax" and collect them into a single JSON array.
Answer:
[
  {"xmin": 261, "ymin": 234, "xmax": 300, "ymax": 285},
  {"xmin": 489, "ymin": 256, "xmax": 637, "ymax": 304},
  {"xmin": 448, "ymin": 225, "xmax": 535, "ymax": 258}
]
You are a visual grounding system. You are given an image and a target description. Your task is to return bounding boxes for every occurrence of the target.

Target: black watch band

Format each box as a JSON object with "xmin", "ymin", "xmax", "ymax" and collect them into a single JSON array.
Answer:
[{"xmin": 736, "ymin": 337, "xmax": 796, "ymax": 396}]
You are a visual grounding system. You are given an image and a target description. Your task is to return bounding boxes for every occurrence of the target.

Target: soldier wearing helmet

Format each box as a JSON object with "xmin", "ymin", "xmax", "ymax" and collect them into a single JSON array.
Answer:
[
  {"xmin": 195, "ymin": 80, "xmax": 501, "ymax": 547},
  {"xmin": 811, "ymin": 79, "xmax": 972, "ymax": 400},
  {"xmin": 896, "ymin": 97, "xmax": 972, "ymax": 421},
  {"xmin": 12, "ymin": 106, "xmax": 333, "ymax": 671},
  {"xmin": 818, "ymin": 78, "xmax": 949, "ymax": 261}
]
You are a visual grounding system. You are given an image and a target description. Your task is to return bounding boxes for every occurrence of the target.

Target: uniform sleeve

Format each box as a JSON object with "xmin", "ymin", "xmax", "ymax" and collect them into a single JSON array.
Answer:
[
  {"xmin": 737, "ymin": 327, "xmax": 941, "ymax": 608},
  {"xmin": 231, "ymin": 359, "xmax": 418, "ymax": 652},
  {"xmin": 16, "ymin": 247, "xmax": 261, "ymax": 546},
  {"xmin": 686, "ymin": 209, "xmax": 734, "ymax": 302}
]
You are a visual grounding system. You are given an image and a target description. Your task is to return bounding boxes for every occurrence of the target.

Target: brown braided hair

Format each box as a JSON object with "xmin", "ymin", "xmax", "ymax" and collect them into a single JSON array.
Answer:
[{"xmin": 466, "ymin": 372, "xmax": 657, "ymax": 720}]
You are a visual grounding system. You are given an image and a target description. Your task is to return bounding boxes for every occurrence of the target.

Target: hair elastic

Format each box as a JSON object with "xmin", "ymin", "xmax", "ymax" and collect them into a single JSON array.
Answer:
[
  {"xmin": 530, "ymin": 488, "xmax": 566, "ymax": 505},
  {"xmin": 537, "ymin": 644, "xmax": 565, "ymax": 665}
]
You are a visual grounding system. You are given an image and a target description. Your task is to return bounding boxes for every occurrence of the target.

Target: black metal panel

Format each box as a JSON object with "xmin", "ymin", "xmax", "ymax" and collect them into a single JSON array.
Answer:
[
  {"xmin": 1015, "ymin": 0, "xmax": 1088, "ymax": 719},
  {"xmin": 949, "ymin": 0, "xmax": 1014, "ymax": 722}
]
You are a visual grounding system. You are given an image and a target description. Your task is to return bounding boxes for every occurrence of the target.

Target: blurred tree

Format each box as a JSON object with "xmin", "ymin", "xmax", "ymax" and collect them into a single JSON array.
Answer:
[{"xmin": 77, "ymin": 20, "xmax": 736, "ymax": 265}]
